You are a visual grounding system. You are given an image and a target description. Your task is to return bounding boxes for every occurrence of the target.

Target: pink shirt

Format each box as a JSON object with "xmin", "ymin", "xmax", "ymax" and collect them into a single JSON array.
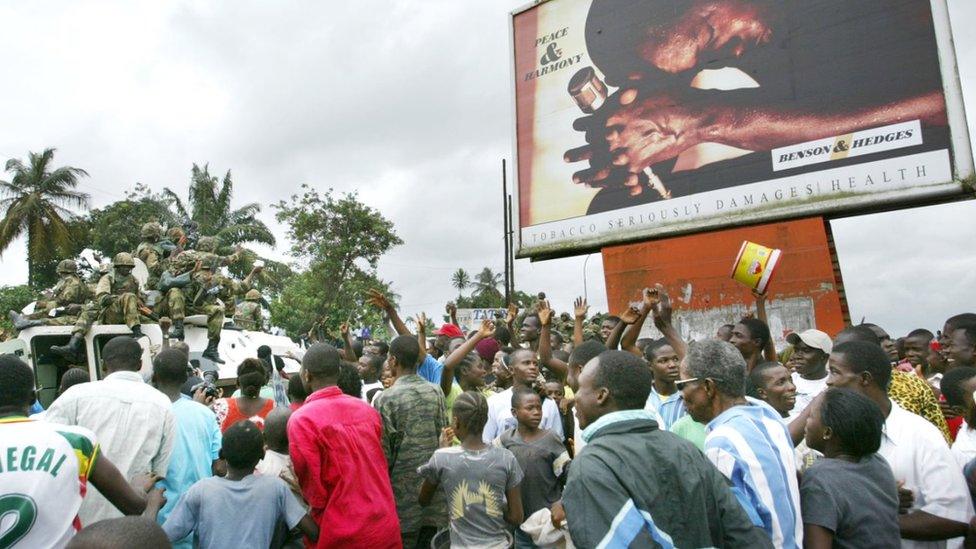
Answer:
[{"xmin": 287, "ymin": 386, "xmax": 401, "ymax": 548}]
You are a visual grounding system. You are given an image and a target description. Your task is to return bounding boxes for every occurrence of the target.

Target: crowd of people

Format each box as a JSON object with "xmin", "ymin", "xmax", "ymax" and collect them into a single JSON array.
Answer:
[{"xmin": 2, "ymin": 279, "xmax": 976, "ymax": 548}]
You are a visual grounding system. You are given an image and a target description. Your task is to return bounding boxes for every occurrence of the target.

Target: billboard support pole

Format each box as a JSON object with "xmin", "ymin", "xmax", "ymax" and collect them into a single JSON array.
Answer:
[
  {"xmin": 502, "ymin": 159, "xmax": 511, "ymax": 304},
  {"xmin": 508, "ymin": 193, "xmax": 515, "ymax": 303}
]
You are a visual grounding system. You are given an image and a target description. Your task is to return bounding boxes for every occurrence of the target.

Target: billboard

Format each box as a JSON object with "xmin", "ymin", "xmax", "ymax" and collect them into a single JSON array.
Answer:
[{"xmin": 511, "ymin": 0, "xmax": 973, "ymax": 258}]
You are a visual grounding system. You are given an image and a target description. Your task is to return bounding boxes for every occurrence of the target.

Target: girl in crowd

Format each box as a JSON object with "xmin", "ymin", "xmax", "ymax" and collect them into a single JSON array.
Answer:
[
  {"xmin": 801, "ymin": 388, "xmax": 900, "ymax": 548},
  {"xmin": 214, "ymin": 358, "xmax": 275, "ymax": 431},
  {"xmin": 418, "ymin": 391, "xmax": 524, "ymax": 549}
]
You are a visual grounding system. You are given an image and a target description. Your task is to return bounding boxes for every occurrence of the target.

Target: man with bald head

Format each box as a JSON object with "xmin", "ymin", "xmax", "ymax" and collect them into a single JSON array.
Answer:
[{"xmin": 287, "ymin": 343, "xmax": 400, "ymax": 548}]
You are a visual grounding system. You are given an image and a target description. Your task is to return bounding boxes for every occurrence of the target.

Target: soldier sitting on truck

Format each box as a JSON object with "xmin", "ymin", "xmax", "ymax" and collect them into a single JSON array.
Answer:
[
  {"xmin": 51, "ymin": 252, "xmax": 144, "ymax": 362},
  {"xmin": 155, "ymin": 236, "xmax": 240, "ymax": 341},
  {"xmin": 233, "ymin": 289, "xmax": 265, "ymax": 331},
  {"xmin": 8, "ymin": 259, "xmax": 92, "ymax": 330},
  {"xmin": 183, "ymin": 261, "xmax": 228, "ymax": 364},
  {"xmin": 135, "ymin": 222, "xmax": 178, "ymax": 290},
  {"xmin": 216, "ymin": 263, "xmax": 262, "ymax": 320}
]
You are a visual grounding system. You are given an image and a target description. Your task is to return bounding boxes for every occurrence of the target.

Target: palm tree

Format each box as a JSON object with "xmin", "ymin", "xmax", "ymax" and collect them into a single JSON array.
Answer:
[
  {"xmin": 451, "ymin": 268, "xmax": 470, "ymax": 296},
  {"xmin": 0, "ymin": 149, "xmax": 90, "ymax": 287},
  {"xmin": 163, "ymin": 163, "xmax": 276, "ymax": 248},
  {"xmin": 472, "ymin": 267, "xmax": 503, "ymax": 301}
]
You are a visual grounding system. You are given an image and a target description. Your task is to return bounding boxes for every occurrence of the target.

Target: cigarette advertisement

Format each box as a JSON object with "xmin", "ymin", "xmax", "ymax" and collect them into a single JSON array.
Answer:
[{"xmin": 511, "ymin": 0, "xmax": 972, "ymax": 258}]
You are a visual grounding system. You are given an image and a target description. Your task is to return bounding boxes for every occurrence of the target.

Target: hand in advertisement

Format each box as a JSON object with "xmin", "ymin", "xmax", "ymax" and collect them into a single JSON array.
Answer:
[{"xmin": 565, "ymin": 88, "xmax": 711, "ymax": 193}]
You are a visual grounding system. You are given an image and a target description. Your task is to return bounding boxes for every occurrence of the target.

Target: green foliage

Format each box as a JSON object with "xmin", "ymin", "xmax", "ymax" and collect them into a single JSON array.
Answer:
[
  {"xmin": 0, "ymin": 148, "xmax": 90, "ymax": 288},
  {"xmin": 0, "ymin": 285, "xmax": 38, "ymax": 333},
  {"xmin": 163, "ymin": 164, "xmax": 275, "ymax": 248},
  {"xmin": 87, "ymin": 183, "xmax": 176, "ymax": 258},
  {"xmin": 271, "ymin": 185, "xmax": 403, "ymax": 338}
]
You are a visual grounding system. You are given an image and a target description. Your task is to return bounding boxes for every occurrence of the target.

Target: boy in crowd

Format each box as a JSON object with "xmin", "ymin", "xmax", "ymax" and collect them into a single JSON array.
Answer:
[
  {"xmin": 161, "ymin": 420, "xmax": 318, "ymax": 548},
  {"xmin": 0, "ymin": 355, "xmax": 164, "ymax": 548},
  {"xmin": 499, "ymin": 387, "xmax": 570, "ymax": 548}
]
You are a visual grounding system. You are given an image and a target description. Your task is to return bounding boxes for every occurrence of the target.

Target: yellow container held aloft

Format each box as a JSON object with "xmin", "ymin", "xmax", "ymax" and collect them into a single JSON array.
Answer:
[{"xmin": 730, "ymin": 241, "xmax": 782, "ymax": 294}]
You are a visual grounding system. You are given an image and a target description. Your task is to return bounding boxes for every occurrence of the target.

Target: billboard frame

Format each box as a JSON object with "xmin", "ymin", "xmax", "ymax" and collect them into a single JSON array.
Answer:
[{"xmin": 508, "ymin": 0, "xmax": 974, "ymax": 261}]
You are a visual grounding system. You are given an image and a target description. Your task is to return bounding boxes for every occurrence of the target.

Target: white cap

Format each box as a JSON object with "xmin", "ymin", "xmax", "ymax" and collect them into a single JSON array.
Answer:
[{"xmin": 786, "ymin": 329, "xmax": 833, "ymax": 354}]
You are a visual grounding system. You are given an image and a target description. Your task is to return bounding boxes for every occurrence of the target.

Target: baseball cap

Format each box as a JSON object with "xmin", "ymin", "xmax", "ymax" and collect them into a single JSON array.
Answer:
[
  {"xmin": 786, "ymin": 329, "xmax": 833, "ymax": 354},
  {"xmin": 435, "ymin": 324, "xmax": 464, "ymax": 339}
]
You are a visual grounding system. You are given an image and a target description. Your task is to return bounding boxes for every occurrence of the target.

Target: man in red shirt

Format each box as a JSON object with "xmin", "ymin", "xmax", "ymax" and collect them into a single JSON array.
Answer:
[{"xmin": 288, "ymin": 343, "xmax": 401, "ymax": 548}]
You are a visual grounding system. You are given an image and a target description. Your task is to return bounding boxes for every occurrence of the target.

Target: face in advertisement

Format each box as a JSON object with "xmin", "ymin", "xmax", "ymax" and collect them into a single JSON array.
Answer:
[{"xmin": 513, "ymin": 0, "xmax": 955, "ymax": 256}]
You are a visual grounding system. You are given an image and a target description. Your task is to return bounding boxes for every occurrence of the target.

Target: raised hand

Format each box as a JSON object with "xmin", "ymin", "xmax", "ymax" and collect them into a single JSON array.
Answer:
[
  {"xmin": 538, "ymin": 300, "xmax": 553, "ymax": 327},
  {"xmin": 340, "ymin": 323, "xmax": 350, "ymax": 337},
  {"xmin": 643, "ymin": 287, "xmax": 660, "ymax": 309},
  {"xmin": 573, "ymin": 297, "xmax": 589, "ymax": 319},
  {"xmin": 366, "ymin": 288, "xmax": 391, "ymax": 311},
  {"xmin": 619, "ymin": 306, "xmax": 641, "ymax": 325},
  {"xmin": 417, "ymin": 313, "xmax": 428, "ymax": 335},
  {"xmin": 651, "ymin": 283, "xmax": 673, "ymax": 328},
  {"xmin": 506, "ymin": 303, "xmax": 518, "ymax": 325},
  {"xmin": 477, "ymin": 319, "xmax": 495, "ymax": 339},
  {"xmin": 446, "ymin": 302, "xmax": 457, "ymax": 315}
]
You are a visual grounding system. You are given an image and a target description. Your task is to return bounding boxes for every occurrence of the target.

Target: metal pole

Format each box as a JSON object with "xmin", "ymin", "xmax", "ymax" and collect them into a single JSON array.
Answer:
[
  {"xmin": 502, "ymin": 159, "xmax": 511, "ymax": 304},
  {"xmin": 507, "ymin": 193, "xmax": 515, "ymax": 298},
  {"xmin": 583, "ymin": 254, "xmax": 592, "ymax": 302}
]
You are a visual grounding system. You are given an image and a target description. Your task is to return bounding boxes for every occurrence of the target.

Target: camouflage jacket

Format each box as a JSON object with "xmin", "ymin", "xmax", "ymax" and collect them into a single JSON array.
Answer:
[
  {"xmin": 374, "ymin": 374, "xmax": 447, "ymax": 531},
  {"xmin": 49, "ymin": 275, "xmax": 91, "ymax": 307},
  {"xmin": 95, "ymin": 272, "xmax": 140, "ymax": 306},
  {"xmin": 234, "ymin": 301, "xmax": 263, "ymax": 330}
]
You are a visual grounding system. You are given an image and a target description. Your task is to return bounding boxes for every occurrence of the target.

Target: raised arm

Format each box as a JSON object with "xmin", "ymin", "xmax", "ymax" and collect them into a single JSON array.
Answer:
[
  {"xmin": 367, "ymin": 288, "xmax": 411, "ymax": 336},
  {"xmin": 506, "ymin": 303, "xmax": 520, "ymax": 346},
  {"xmin": 440, "ymin": 319, "xmax": 495, "ymax": 396},
  {"xmin": 340, "ymin": 323, "xmax": 356, "ymax": 362},
  {"xmin": 446, "ymin": 302, "xmax": 459, "ymax": 328},
  {"xmin": 651, "ymin": 284, "xmax": 687, "ymax": 359},
  {"xmin": 609, "ymin": 306, "xmax": 640, "ymax": 352},
  {"xmin": 753, "ymin": 291, "xmax": 778, "ymax": 362},
  {"xmin": 417, "ymin": 313, "xmax": 429, "ymax": 364},
  {"xmin": 537, "ymin": 301, "xmax": 568, "ymax": 380},
  {"xmin": 573, "ymin": 297, "xmax": 588, "ymax": 346},
  {"xmin": 620, "ymin": 288, "xmax": 659, "ymax": 356}
]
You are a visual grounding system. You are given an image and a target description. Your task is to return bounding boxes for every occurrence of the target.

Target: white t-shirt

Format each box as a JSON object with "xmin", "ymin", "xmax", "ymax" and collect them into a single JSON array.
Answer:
[
  {"xmin": 482, "ymin": 387, "xmax": 564, "ymax": 443},
  {"xmin": 952, "ymin": 422, "xmax": 976, "ymax": 469},
  {"xmin": 790, "ymin": 373, "xmax": 828, "ymax": 418},
  {"xmin": 361, "ymin": 381, "xmax": 384, "ymax": 403},
  {"xmin": 0, "ymin": 417, "xmax": 99, "ymax": 548},
  {"xmin": 880, "ymin": 402, "xmax": 975, "ymax": 549}
]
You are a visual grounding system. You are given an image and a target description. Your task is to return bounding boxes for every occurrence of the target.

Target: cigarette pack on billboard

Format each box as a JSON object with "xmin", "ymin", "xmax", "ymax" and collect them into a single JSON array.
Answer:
[{"xmin": 730, "ymin": 241, "xmax": 781, "ymax": 294}]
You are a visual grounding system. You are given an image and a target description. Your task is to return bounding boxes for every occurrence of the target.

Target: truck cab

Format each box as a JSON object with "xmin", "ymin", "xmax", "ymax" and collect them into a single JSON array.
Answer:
[{"xmin": 1, "ymin": 318, "xmax": 303, "ymax": 408}]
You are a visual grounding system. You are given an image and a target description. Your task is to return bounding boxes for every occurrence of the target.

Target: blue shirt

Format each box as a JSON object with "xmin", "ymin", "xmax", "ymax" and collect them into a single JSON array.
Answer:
[
  {"xmin": 418, "ymin": 354, "xmax": 443, "ymax": 385},
  {"xmin": 643, "ymin": 387, "xmax": 686, "ymax": 430},
  {"xmin": 704, "ymin": 399, "xmax": 802, "ymax": 548},
  {"xmin": 158, "ymin": 396, "xmax": 222, "ymax": 548}
]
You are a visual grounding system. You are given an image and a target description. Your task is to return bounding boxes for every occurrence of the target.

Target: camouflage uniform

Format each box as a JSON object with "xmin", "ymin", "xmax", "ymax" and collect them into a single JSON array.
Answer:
[
  {"xmin": 11, "ymin": 261, "xmax": 92, "ymax": 330},
  {"xmin": 135, "ymin": 222, "xmax": 173, "ymax": 290},
  {"xmin": 183, "ymin": 268, "xmax": 225, "ymax": 340},
  {"xmin": 233, "ymin": 290, "xmax": 263, "ymax": 331},
  {"xmin": 52, "ymin": 253, "xmax": 142, "ymax": 361},
  {"xmin": 374, "ymin": 375, "xmax": 447, "ymax": 541},
  {"xmin": 217, "ymin": 275, "xmax": 251, "ymax": 318},
  {"xmin": 154, "ymin": 236, "xmax": 236, "ymax": 338}
]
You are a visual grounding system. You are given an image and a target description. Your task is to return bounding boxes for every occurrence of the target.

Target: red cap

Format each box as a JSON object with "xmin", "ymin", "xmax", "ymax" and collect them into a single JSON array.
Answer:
[{"xmin": 436, "ymin": 324, "xmax": 464, "ymax": 339}]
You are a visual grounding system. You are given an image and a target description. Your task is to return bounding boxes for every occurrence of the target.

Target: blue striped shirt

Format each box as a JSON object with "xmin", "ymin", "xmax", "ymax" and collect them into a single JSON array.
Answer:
[
  {"xmin": 643, "ymin": 387, "xmax": 686, "ymax": 430},
  {"xmin": 705, "ymin": 398, "xmax": 802, "ymax": 548}
]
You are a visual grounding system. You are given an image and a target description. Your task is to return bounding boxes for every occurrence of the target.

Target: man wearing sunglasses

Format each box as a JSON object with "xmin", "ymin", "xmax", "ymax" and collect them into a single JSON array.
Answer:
[{"xmin": 679, "ymin": 339, "xmax": 802, "ymax": 548}]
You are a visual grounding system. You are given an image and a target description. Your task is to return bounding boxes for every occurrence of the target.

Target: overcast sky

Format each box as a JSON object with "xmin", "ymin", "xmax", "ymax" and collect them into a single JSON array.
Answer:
[{"xmin": 0, "ymin": 0, "xmax": 973, "ymax": 337}]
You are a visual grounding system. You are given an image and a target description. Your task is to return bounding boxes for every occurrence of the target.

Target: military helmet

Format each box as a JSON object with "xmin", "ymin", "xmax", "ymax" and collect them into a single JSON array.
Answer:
[
  {"xmin": 245, "ymin": 289, "xmax": 261, "ymax": 301},
  {"xmin": 196, "ymin": 236, "xmax": 217, "ymax": 252},
  {"xmin": 166, "ymin": 227, "xmax": 184, "ymax": 241},
  {"xmin": 56, "ymin": 259, "xmax": 77, "ymax": 274},
  {"xmin": 140, "ymin": 222, "xmax": 163, "ymax": 239},
  {"xmin": 112, "ymin": 252, "xmax": 136, "ymax": 267}
]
